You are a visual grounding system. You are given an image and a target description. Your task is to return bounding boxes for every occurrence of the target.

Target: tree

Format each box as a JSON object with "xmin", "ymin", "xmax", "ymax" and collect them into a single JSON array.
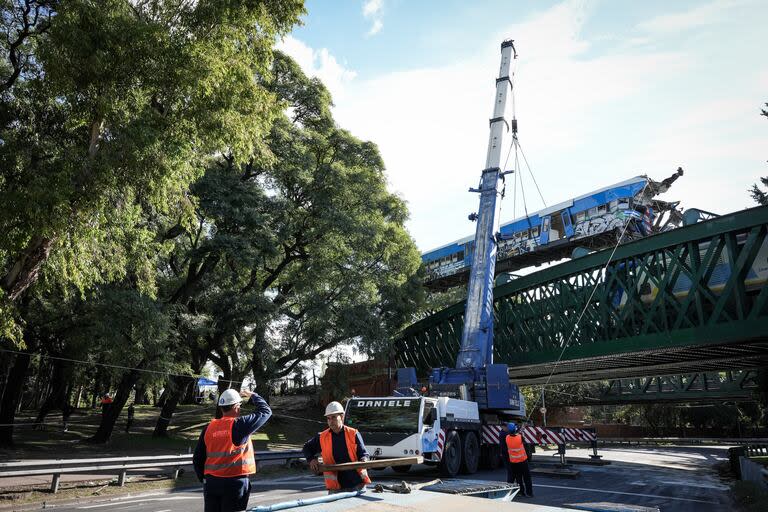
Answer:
[
  {"xmin": 77, "ymin": 287, "xmax": 172, "ymax": 443},
  {"xmin": 150, "ymin": 51, "xmax": 423, "ymax": 434},
  {"xmin": 749, "ymin": 103, "xmax": 768, "ymax": 205},
  {"xmin": 0, "ymin": 0, "xmax": 304, "ymax": 342}
]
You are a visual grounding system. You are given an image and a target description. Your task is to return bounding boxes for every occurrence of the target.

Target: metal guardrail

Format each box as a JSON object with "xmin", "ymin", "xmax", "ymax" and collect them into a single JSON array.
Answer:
[{"xmin": 0, "ymin": 450, "xmax": 305, "ymax": 493}]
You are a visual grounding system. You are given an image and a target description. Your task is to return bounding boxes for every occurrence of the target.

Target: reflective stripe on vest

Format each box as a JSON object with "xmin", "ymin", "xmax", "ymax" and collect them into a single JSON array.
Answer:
[
  {"xmin": 320, "ymin": 426, "xmax": 371, "ymax": 490},
  {"xmin": 506, "ymin": 433, "xmax": 528, "ymax": 463},
  {"xmin": 204, "ymin": 416, "xmax": 256, "ymax": 477}
]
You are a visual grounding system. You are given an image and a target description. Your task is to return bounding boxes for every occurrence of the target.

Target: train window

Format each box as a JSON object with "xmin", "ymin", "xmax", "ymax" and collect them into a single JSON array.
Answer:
[
  {"xmin": 609, "ymin": 200, "xmax": 618, "ymax": 212},
  {"xmin": 587, "ymin": 207, "xmax": 598, "ymax": 218},
  {"xmin": 532, "ymin": 226, "xmax": 540, "ymax": 237},
  {"xmin": 597, "ymin": 205, "xmax": 607, "ymax": 214},
  {"xmin": 575, "ymin": 212, "xmax": 585, "ymax": 223},
  {"xmin": 618, "ymin": 199, "xmax": 630, "ymax": 210},
  {"xmin": 457, "ymin": 251, "xmax": 464, "ymax": 260}
]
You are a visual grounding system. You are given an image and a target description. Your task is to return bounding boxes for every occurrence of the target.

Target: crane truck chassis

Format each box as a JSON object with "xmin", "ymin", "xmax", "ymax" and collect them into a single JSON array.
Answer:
[{"xmin": 345, "ymin": 395, "xmax": 503, "ymax": 476}]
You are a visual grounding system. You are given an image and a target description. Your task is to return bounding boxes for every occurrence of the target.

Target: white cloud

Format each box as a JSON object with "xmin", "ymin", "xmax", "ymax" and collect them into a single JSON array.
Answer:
[
  {"xmin": 282, "ymin": 0, "xmax": 767, "ymax": 252},
  {"xmin": 332, "ymin": 1, "xmax": 701, "ymax": 250},
  {"xmin": 275, "ymin": 35, "xmax": 357, "ymax": 102},
  {"xmin": 368, "ymin": 19, "xmax": 383, "ymax": 36},
  {"xmin": 638, "ymin": 0, "xmax": 748, "ymax": 34},
  {"xmin": 363, "ymin": 0, "xmax": 384, "ymax": 37}
]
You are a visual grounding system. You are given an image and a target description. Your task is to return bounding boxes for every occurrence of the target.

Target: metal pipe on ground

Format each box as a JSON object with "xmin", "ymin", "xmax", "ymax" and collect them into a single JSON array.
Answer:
[{"xmin": 249, "ymin": 489, "xmax": 365, "ymax": 512}]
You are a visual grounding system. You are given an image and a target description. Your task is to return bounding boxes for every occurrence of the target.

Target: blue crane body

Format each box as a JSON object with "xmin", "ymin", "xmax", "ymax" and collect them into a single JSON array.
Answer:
[{"xmin": 398, "ymin": 40, "xmax": 524, "ymax": 416}]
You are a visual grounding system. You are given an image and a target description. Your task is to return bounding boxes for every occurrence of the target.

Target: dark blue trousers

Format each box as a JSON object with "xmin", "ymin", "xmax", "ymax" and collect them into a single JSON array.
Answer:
[
  {"xmin": 507, "ymin": 461, "xmax": 533, "ymax": 496},
  {"xmin": 203, "ymin": 476, "xmax": 251, "ymax": 512}
]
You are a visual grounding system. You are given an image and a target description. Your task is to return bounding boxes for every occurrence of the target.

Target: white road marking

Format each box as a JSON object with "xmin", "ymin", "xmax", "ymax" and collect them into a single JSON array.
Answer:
[
  {"xmin": 628, "ymin": 479, "xmax": 729, "ymax": 491},
  {"xmin": 78, "ymin": 497, "xmax": 199, "ymax": 509},
  {"xmin": 154, "ymin": 510, "xmax": 172, "ymax": 512},
  {"xmin": 534, "ymin": 483, "xmax": 712, "ymax": 503}
]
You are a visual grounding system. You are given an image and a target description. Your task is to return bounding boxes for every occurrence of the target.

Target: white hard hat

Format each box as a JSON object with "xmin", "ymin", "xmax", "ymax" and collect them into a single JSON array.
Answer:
[
  {"xmin": 324, "ymin": 401, "xmax": 345, "ymax": 416},
  {"xmin": 218, "ymin": 389, "xmax": 242, "ymax": 407}
]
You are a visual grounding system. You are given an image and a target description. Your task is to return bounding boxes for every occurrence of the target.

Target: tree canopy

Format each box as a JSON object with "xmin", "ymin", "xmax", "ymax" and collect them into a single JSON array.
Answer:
[{"xmin": 0, "ymin": 1, "xmax": 426, "ymax": 445}]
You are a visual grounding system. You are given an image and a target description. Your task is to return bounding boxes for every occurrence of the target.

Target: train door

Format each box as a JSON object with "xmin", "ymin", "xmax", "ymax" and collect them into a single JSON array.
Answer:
[
  {"xmin": 540, "ymin": 216, "xmax": 551, "ymax": 245},
  {"xmin": 561, "ymin": 211, "xmax": 574, "ymax": 238}
]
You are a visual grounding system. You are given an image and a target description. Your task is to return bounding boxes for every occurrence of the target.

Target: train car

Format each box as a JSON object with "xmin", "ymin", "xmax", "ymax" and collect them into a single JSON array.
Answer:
[{"xmin": 423, "ymin": 172, "xmax": 684, "ymax": 290}]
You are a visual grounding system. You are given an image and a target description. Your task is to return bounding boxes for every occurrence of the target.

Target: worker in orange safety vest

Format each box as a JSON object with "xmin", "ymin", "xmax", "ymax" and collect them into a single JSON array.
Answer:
[
  {"xmin": 193, "ymin": 389, "xmax": 272, "ymax": 511},
  {"xmin": 500, "ymin": 422, "xmax": 533, "ymax": 497},
  {"xmin": 302, "ymin": 401, "xmax": 371, "ymax": 493}
]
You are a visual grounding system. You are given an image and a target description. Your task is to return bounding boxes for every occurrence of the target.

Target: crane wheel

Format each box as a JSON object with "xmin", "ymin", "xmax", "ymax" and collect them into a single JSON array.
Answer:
[
  {"xmin": 460, "ymin": 431, "xmax": 480, "ymax": 474},
  {"xmin": 438, "ymin": 430, "xmax": 462, "ymax": 477}
]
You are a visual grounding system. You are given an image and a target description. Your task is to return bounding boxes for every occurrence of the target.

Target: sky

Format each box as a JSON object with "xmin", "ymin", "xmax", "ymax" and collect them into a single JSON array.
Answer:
[{"xmin": 277, "ymin": 0, "xmax": 768, "ymax": 253}]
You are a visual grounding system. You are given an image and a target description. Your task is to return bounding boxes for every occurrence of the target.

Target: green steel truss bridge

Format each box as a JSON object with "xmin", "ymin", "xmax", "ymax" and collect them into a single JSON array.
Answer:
[
  {"xmin": 395, "ymin": 206, "xmax": 768, "ymax": 394},
  {"xmin": 547, "ymin": 370, "xmax": 760, "ymax": 406}
]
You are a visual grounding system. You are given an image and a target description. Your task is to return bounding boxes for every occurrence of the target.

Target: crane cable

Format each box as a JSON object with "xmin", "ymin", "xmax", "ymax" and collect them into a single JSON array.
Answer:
[{"xmin": 524, "ymin": 180, "xmax": 651, "ymax": 422}]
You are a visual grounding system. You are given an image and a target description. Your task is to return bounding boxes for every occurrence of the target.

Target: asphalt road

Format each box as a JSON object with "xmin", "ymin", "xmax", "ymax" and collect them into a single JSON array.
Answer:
[{"xmin": 22, "ymin": 445, "xmax": 735, "ymax": 512}]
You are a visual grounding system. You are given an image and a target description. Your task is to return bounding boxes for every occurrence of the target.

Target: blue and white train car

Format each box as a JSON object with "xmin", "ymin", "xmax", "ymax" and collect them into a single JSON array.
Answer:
[{"xmin": 423, "ymin": 175, "xmax": 682, "ymax": 290}]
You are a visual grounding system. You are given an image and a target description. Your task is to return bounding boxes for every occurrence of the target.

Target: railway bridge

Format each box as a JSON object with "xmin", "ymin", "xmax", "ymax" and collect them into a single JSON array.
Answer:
[{"xmin": 395, "ymin": 206, "xmax": 768, "ymax": 398}]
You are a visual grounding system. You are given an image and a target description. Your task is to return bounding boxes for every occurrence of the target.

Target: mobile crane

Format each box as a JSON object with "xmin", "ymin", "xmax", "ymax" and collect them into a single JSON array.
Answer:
[{"xmin": 344, "ymin": 40, "xmax": 526, "ymax": 477}]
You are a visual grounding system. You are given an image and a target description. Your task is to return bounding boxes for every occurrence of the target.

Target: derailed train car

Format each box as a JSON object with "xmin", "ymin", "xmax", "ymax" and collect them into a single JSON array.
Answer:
[{"xmin": 423, "ymin": 170, "xmax": 685, "ymax": 290}]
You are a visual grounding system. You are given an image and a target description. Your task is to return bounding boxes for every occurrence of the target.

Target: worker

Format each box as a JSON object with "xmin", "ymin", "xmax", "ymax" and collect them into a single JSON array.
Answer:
[
  {"xmin": 193, "ymin": 389, "xmax": 272, "ymax": 512},
  {"xmin": 500, "ymin": 422, "xmax": 533, "ymax": 497},
  {"xmin": 302, "ymin": 401, "xmax": 371, "ymax": 493},
  {"xmin": 100, "ymin": 393, "xmax": 113, "ymax": 418}
]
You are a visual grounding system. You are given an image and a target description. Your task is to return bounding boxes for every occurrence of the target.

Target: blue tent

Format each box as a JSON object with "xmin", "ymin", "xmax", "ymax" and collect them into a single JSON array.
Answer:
[{"xmin": 198, "ymin": 377, "xmax": 218, "ymax": 388}]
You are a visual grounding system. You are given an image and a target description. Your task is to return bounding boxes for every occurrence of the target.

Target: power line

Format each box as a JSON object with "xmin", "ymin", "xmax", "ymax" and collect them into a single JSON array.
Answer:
[
  {"xmin": 0, "ymin": 347, "xmax": 244, "ymax": 386},
  {"xmin": 524, "ymin": 181, "xmax": 650, "ymax": 423}
]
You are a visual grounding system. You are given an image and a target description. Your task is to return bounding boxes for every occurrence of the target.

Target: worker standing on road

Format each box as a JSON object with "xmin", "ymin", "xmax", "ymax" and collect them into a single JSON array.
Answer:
[
  {"xmin": 500, "ymin": 422, "xmax": 533, "ymax": 498},
  {"xmin": 302, "ymin": 401, "xmax": 371, "ymax": 493},
  {"xmin": 193, "ymin": 389, "xmax": 272, "ymax": 512}
]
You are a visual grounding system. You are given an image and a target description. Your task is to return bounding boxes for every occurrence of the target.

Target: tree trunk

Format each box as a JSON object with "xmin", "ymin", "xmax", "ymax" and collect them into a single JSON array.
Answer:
[
  {"xmin": 152, "ymin": 375, "xmax": 193, "ymax": 437},
  {"xmin": 0, "ymin": 352, "xmax": 32, "ymax": 446},
  {"xmin": 33, "ymin": 359, "xmax": 67, "ymax": 429},
  {"xmin": 0, "ymin": 236, "xmax": 55, "ymax": 301},
  {"xmin": 133, "ymin": 382, "xmax": 149, "ymax": 405},
  {"xmin": 156, "ymin": 384, "xmax": 169, "ymax": 408},
  {"xmin": 182, "ymin": 380, "xmax": 198, "ymax": 405},
  {"xmin": 87, "ymin": 369, "xmax": 141, "ymax": 443}
]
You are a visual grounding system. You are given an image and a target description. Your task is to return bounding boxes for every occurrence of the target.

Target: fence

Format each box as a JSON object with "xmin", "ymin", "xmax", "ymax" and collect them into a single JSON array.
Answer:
[{"xmin": 0, "ymin": 450, "xmax": 305, "ymax": 493}]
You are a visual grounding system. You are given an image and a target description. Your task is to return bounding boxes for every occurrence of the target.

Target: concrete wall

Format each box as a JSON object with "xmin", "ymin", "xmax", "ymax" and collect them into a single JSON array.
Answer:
[{"xmin": 740, "ymin": 457, "xmax": 768, "ymax": 491}]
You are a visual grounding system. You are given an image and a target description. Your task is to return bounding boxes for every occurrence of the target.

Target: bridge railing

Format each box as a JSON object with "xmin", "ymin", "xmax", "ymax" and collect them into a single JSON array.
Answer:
[
  {"xmin": 395, "ymin": 206, "xmax": 768, "ymax": 383},
  {"xmin": 0, "ymin": 450, "xmax": 305, "ymax": 493}
]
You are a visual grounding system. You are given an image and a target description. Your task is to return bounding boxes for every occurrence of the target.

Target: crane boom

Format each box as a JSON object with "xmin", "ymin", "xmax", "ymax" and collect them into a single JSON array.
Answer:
[{"xmin": 457, "ymin": 39, "xmax": 516, "ymax": 370}]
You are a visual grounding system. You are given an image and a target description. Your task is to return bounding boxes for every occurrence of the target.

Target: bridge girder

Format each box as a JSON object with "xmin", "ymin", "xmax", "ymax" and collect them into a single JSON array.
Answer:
[
  {"xmin": 539, "ymin": 369, "xmax": 760, "ymax": 406},
  {"xmin": 395, "ymin": 206, "xmax": 768, "ymax": 383}
]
